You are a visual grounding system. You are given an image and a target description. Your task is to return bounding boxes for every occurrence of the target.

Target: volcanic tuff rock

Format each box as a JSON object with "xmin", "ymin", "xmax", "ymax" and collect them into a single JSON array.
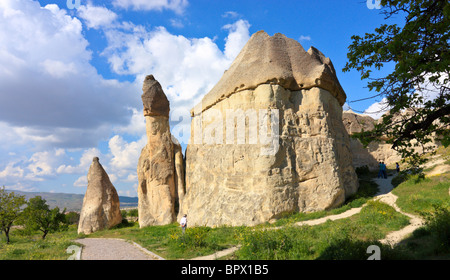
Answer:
[
  {"xmin": 137, "ymin": 75, "xmax": 185, "ymax": 228},
  {"xmin": 342, "ymin": 110, "xmax": 441, "ymax": 170},
  {"xmin": 193, "ymin": 30, "xmax": 347, "ymax": 116},
  {"xmin": 179, "ymin": 31, "xmax": 359, "ymax": 227},
  {"xmin": 78, "ymin": 157, "xmax": 122, "ymax": 234}
]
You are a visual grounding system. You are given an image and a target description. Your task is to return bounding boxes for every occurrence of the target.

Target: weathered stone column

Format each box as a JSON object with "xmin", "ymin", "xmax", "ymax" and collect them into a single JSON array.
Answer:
[{"xmin": 137, "ymin": 75, "xmax": 185, "ymax": 227}]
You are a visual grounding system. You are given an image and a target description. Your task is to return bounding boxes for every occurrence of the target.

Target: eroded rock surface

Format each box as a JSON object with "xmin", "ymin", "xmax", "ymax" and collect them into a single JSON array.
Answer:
[
  {"xmin": 137, "ymin": 75, "xmax": 185, "ymax": 227},
  {"xmin": 78, "ymin": 157, "xmax": 122, "ymax": 234},
  {"xmin": 179, "ymin": 31, "xmax": 359, "ymax": 227}
]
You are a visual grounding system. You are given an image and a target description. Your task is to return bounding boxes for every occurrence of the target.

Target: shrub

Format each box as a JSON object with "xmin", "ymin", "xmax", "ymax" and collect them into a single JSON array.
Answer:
[
  {"xmin": 421, "ymin": 204, "xmax": 450, "ymax": 254},
  {"xmin": 355, "ymin": 165, "xmax": 370, "ymax": 176},
  {"xmin": 65, "ymin": 212, "xmax": 79, "ymax": 225}
]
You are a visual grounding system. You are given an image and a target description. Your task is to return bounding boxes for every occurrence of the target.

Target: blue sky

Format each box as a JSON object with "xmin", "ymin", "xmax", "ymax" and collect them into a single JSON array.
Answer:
[{"xmin": 0, "ymin": 0, "xmax": 402, "ymax": 197}]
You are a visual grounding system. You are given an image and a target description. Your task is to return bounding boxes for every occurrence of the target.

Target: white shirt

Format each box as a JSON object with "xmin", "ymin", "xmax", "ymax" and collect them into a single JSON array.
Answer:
[{"xmin": 180, "ymin": 217, "xmax": 187, "ymax": 226}]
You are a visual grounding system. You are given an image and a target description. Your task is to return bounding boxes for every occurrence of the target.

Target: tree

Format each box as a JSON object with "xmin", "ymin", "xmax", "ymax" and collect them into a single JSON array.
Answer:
[
  {"xmin": 20, "ymin": 196, "xmax": 67, "ymax": 240},
  {"xmin": 0, "ymin": 186, "xmax": 26, "ymax": 244},
  {"xmin": 343, "ymin": 0, "xmax": 449, "ymax": 169}
]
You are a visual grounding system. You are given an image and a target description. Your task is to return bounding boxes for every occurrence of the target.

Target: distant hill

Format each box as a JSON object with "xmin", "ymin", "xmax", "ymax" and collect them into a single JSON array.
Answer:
[{"xmin": 5, "ymin": 190, "xmax": 138, "ymax": 212}]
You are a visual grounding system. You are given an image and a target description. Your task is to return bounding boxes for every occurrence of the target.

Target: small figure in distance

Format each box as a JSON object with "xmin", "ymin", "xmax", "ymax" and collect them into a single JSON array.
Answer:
[{"xmin": 180, "ymin": 214, "xmax": 187, "ymax": 234}]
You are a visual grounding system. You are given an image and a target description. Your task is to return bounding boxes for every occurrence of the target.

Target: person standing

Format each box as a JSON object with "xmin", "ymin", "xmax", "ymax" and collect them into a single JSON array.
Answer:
[
  {"xmin": 180, "ymin": 214, "xmax": 187, "ymax": 234},
  {"xmin": 396, "ymin": 162, "xmax": 400, "ymax": 173},
  {"xmin": 381, "ymin": 162, "xmax": 387, "ymax": 179},
  {"xmin": 377, "ymin": 162, "xmax": 383, "ymax": 178}
]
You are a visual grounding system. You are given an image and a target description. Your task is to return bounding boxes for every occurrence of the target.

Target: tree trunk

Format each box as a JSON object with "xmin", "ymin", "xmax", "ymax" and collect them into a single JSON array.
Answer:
[{"xmin": 4, "ymin": 229, "xmax": 10, "ymax": 244}]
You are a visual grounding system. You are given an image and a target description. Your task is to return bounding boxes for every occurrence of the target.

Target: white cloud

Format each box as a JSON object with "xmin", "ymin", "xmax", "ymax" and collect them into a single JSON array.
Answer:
[
  {"xmin": 299, "ymin": 35, "xmax": 311, "ymax": 42},
  {"xmin": 101, "ymin": 19, "xmax": 252, "ymax": 145},
  {"xmin": 73, "ymin": 175, "xmax": 87, "ymax": 187},
  {"xmin": 57, "ymin": 148, "xmax": 102, "ymax": 174},
  {"xmin": 0, "ymin": 162, "xmax": 24, "ymax": 179},
  {"xmin": 222, "ymin": 11, "xmax": 241, "ymax": 19},
  {"xmin": 77, "ymin": 4, "xmax": 118, "ymax": 29},
  {"xmin": 112, "ymin": 0, "xmax": 188, "ymax": 14},
  {"xmin": 108, "ymin": 134, "xmax": 146, "ymax": 176},
  {"xmin": 170, "ymin": 18, "xmax": 184, "ymax": 28},
  {"xmin": 363, "ymin": 98, "xmax": 390, "ymax": 119},
  {"xmin": 27, "ymin": 149, "xmax": 66, "ymax": 178},
  {"xmin": 41, "ymin": 59, "xmax": 77, "ymax": 78},
  {"xmin": 0, "ymin": 0, "xmax": 137, "ymax": 149},
  {"xmin": 223, "ymin": 19, "xmax": 251, "ymax": 60},
  {"xmin": 112, "ymin": 107, "xmax": 146, "ymax": 136}
]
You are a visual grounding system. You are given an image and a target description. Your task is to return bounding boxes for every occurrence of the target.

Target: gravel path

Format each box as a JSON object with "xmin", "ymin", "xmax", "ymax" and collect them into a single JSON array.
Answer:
[{"xmin": 75, "ymin": 238, "xmax": 164, "ymax": 260}]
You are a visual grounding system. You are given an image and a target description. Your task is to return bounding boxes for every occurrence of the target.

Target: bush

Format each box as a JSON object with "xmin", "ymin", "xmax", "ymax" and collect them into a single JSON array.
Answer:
[
  {"xmin": 421, "ymin": 204, "xmax": 450, "ymax": 254},
  {"xmin": 128, "ymin": 209, "xmax": 138, "ymax": 217},
  {"xmin": 317, "ymin": 237, "xmax": 410, "ymax": 260},
  {"xmin": 65, "ymin": 212, "xmax": 79, "ymax": 225},
  {"xmin": 355, "ymin": 165, "xmax": 370, "ymax": 176}
]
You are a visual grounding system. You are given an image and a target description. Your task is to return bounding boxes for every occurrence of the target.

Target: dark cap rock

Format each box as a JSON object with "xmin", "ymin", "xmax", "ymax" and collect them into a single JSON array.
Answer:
[{"xmin": 141, "ymin": 75, "xmax": 170, "ymax": 117}]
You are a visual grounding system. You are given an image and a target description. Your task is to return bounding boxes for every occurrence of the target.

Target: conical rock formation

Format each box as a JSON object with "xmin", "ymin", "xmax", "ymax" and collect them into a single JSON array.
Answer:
[{"xmin": 78, "ymin": 157, "xmax": 122, "ymax": 234}]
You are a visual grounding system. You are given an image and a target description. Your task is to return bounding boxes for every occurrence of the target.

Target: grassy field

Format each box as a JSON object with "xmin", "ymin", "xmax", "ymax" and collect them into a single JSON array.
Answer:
[
  {"xmin": 390, "ymin": 172, "xmax": 450, "ymax": 259},
  {"xmin": 1, "ymin": 169, "xmax": 449, "ymax": 260}
]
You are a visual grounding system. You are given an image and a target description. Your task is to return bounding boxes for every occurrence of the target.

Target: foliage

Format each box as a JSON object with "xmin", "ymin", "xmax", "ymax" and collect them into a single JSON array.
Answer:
[
  {"xmin": 420, "ymin": 204, "xmax": 450, "ymax": 254},
  {"xmin": 393, "ymin": 173, "xmax": 450, "ymax": 214},
  {"xmin": 19, "ymin": 196, "xmax": 67, "ymax": 240},
  {"xmin": 343, "ymin": 0, "xmax": 450, "ymax": 171},
  {"xmin": 236, "ymin": 201, "xmax": 409, "ymax": 260},
  {"xmin": 0, "ymin": 225, "xmax": 80, "ymax": 260},
  {"xmin": 0, "ymin": 186, "xmax": 26, "ymax": 244},
  {"xmin": 355, "ymin": 165, "xmax": 371, "ymax": 176},
  {"xmin": 64, "ymin": 212, "xmax": 80, "ymax": 225}
]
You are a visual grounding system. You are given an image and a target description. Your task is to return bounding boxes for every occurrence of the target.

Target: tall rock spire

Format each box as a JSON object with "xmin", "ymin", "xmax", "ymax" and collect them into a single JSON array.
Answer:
[{"xmin": 137, "ymin": 75, "xmax": 185, "ymax": 228}]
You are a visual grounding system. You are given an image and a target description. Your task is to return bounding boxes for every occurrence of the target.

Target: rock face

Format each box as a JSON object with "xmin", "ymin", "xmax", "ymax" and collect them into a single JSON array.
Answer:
[
  {"xmin": 342, "ymin": 109, "xmax": 440, "ymax": 170},
  {"xmin": 78, "ymin": 157, "xmax": 122, "ymax": 234},
  {"xmin": 342, "ymin": 110, "xmax": 380, "ymax": 171},
  {"xmin": 179, "ymin": 31, "xmax": 359, "ymax": 227},
  {"xmin": 137, "ymin": 75, "xmax": 185, "ymax": 228}
]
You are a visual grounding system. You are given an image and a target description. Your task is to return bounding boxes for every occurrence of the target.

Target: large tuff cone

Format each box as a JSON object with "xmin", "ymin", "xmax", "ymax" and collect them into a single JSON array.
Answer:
[
  {"xmin": 78, "ymin": 157, "xmax": 122, "ymax": 234},
  {"xmin": 180, "ymin": 31, "xmax": 359, "ymax": 227}
]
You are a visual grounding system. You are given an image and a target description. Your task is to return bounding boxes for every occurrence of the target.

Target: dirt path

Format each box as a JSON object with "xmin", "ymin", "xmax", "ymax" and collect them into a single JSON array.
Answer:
[
  {"xmin": 373, "ymin": 176, "xmax": 424, "ymax": 246},
  {"xmin": 74, "ymin": 238, "xmax": 165, "ymax": 260}
]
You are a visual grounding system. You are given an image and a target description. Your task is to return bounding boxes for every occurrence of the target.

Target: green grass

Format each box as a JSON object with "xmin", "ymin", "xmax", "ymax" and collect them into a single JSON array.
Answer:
[
  {"xmin": 0, "ymin": 225, "xmax": 80, "ymax": 260},
  {"xmin": 388, "ymin": 171, "xmax": 450, "ymax": 259},
  {"xmin": 393, "ymin": 173, "xmax": 450, "ymax": 215},
  {"xmin": 236, "ymin": 200, "xmax": 410, "ymax": 260},
  {"xmin": 269, "ymin": 175, "xmax": 379, "ymax": 227}
]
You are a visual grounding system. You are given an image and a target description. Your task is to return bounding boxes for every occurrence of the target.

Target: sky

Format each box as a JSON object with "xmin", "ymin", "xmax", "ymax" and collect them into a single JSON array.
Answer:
[{"xmin": 0, "ymin": 0, "xmax": 404, "ymax": 197}]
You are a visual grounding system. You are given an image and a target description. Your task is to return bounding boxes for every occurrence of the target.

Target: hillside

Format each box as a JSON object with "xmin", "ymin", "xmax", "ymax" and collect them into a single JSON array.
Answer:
[{"xmin": 5, "ymin": 190, "xmax": 138, "ymax": 212}]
